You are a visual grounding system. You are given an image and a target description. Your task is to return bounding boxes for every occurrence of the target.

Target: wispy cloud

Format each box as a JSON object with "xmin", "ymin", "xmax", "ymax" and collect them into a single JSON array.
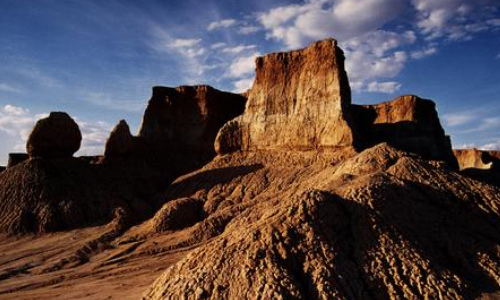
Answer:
[
  {"xmin": 207, "ymin": 19, "xmax": 237, "ymax": 31},
  {"xmin": 367, "ymin": 81, "xmax": 402, "ymax": 93},
  {"xmin": 221, "ymin": 44, "xmax": 257, "ymax": 54},
  {"xmin": 0, "ymin": 83, "xmax": 22, "ymax": 94}
]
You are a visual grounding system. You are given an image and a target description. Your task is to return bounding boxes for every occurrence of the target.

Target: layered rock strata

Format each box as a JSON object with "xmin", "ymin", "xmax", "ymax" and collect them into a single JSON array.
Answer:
[
  {"xmin": 215, "ymin": 38, "xmax": 356, "ymax": 154},
  {"xmin": 454, "ymin": 148, "xmax": 500, "ymax": 170}
]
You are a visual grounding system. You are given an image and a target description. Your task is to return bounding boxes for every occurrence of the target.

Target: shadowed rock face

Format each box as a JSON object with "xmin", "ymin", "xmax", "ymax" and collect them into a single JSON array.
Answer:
[
  {"xmin": 26, "ymin": 112, "xmax": 82, "ymax": 159},
  {"xmin": 139, "ymin": 85, "xmax": 246, "ymax": 156},
  {"xmin": 104, "ymin": 120, "xmax": 135, "ymax": 160},
  {"xmin": 7, "ymin": 153, "xmax": 29, "ymax": 168},
  {"xmin": 352, "ymin": 95, "xmax": 458, "ymax": 168},
  {"xmin": 215, "ymin": 38, "xmax": 356, "ymax": 154}
]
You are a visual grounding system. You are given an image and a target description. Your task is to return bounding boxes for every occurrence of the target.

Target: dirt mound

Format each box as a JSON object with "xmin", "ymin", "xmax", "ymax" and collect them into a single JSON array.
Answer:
[
  {"xmin": 143, "ymin": 144, "xmax": 500, "ymax": 300},
  {"xmin": 0, "ymin": 158, "xmax": 150, "ymax": 234}
]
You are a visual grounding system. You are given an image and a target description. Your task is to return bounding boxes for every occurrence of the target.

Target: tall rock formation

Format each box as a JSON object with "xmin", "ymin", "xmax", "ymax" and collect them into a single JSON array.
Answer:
[
  {"xmin": 26, "ymin": 112, "xmax": 82, "ymax": 159},
  {"xmin": 352, "ymin": 95, "xmax": 458, "ymax": 168},
  {"xmin": 104, "ymin": 120, "xmax": 135, "ymax": 160},
  {"xmin": 139, "ymin": 85, "xmax": 246, "ymax": 157},
  {"xmin": 215, "ymin": 38, "xmax": 356, "ymax": 154}
]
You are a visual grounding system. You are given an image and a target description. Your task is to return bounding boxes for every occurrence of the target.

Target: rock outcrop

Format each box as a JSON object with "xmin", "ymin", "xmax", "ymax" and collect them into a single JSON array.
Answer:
[
  {"xmin": 7, "ymin": 153, "xmax": 28, "ymax": 168},
  {"xmin": 139, "ymin": 85, "xmax": 246, "ymax": 157},
  {"xmin": 352, "ymin": 95, "xmax": 458, "ymax": 168},
  {"xmin": 454, "ymin": 148, "xmax": 500, "ymax": 170},
  {"xmin": 26, "ymin": 112, "xmax": 82, "ymax": 158},
  {"xmin": 0, "ymin": 113, "xmax": 152, "ymax": 234},
  {"xmin": 215, "ymin": 38, "xmax": 356, "ymax": 154},
  {"xmin": 104, "ymin": 120, "xmax": 135, "ymax": 160}
]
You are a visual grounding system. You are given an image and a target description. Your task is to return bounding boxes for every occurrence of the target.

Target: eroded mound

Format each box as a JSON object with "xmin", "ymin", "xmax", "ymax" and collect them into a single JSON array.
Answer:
[
  {"xmin": 0, "ymin": 158, "xmax": 150, "ymax": 234},
  {"xmin": 143, "ymin": 144, "xmax": 500, "ymax": 300}
]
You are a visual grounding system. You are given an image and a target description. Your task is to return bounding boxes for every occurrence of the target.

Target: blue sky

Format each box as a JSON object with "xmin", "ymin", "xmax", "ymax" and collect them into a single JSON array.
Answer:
[{"xmin": 0, "ymin": 0, "xmax": 499, "ymax": 165}]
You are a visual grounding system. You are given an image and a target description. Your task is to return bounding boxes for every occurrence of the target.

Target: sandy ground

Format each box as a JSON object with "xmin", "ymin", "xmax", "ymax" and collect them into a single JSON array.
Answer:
[{"xmin": 0, "ymin": 226, "xmax": 194, "ymax": 300}]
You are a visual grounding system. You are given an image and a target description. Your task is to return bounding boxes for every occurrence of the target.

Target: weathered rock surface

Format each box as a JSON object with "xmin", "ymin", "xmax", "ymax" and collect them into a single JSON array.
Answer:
[
  {"xmin": 104, "ymin": 120, "xmax": 135, "ymax": 160},
  {"xmin": 352, "ymin": 95, "xmax": 458, "ymax": 168},
  {"xmin": 146, "ymin": 197, "xmax": 203, "ymax": 232},
  {"xmin": 139, "ymin": 85, "xmax": 246, "ymax": 156},
  {"xmin": 7, "ymin": 153, "xmax": 28, "ymax": 168},
  {"xmin": 143, "ymin": 144, "xmax": 500, "ymax": 300},
  {"xmin": 0, "ymin": 166, "xmax": 4, "ymax": 173},
  {"xmin": 454, "ymin": 148, "xmax": 500, "ymax": 170},
  {"xmin": 215, "ymin": 38, "xmax": 356, "ymax": 154},
  {"xmin": 26, "ymin": 112, "xmax": 82, "ymax": 158}
]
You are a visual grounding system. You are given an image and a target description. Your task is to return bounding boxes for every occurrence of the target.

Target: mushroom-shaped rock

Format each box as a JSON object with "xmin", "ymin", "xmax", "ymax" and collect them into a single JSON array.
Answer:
[
  {"xmin": 104, "ymin": 120, "xmax": 134, "ymax": 159},
  {"xmin": 27, "ymin": 112, "xmax": 82, "ymax": 158}
]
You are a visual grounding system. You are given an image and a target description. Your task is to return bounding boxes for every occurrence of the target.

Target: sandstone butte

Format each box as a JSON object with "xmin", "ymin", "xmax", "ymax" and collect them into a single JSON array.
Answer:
[{"xmin": 0, "ymin": 38, "xmax": 499, "ymax": 300}]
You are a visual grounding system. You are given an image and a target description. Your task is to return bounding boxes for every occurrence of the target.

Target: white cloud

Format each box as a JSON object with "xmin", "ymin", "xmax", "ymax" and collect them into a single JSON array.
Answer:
[
  {"xmin": 221, "ymin": 45, "xmax": 257, "ymax": 54},
  {"xmin": 487, "ymin": 19, "xmax": 500, "ymax": 27},
  {"xmin": 0, "ymin": 104, "xmax": 110, "ymax": 156},
  {"xmin": 259, "ymin": 0, "xmax": 404, "ymax": 48},
  {"xmin": 0, "ymin": 83, "xmax": 22, "ymax": 94},
  {"xmin": 238, "ymin": 26, "xmax": 260, "ymax": 35},
  {"xmin": 0, "ymin": 105, "xmax": 44, "ymax": 150},
  {"xmin": 411, "ymin": 47, "xmax": 437, "ymax": 59},
  {"xmin": 76, "ymin": 119, "xmax": 111, "ymax": 156},
  {"xmin": 150, "ymin": 26, "xmax": 212, "ymax": 80},
  {"xmin": 457, "ymin": 143, "xmax": 476, "ymax": 149},
  {"xmin": 481, "ymin": 141, "xmax": 500, "ymax": 151},
  {"xmin": 170, "ymin": 38, "xmax": 201, "ymax": 48},
  {"xmin": 207, "ymin": 19, "xmax": 237, "ymax": 31},
  {"xmin": 412, "ymin": 0, "xmax": 498, "ymax": 40},
  {"xmin": 367, "ymin": 81, "xmax": 402, "ymax": 93},
  {"xmin": 233, "ymin": 77, "xmax": 254, "ymax": 93},
  {"xmin": 443, "ymin": 111, "xmax": 476, "ymax": 127},
  {"xmin": 227, "ymin": 52, "xmax": 261, "ymax": 78},
  {"xmin": 462, "ymin": 117, "xmax": 500, "ymax": 133},
  {"xmin": 211, "ymin": 42, "xmax": 227, "ymax": 49},
  {"xmin": 256, "ymin": 0, "xmax": 498, "ymax": 92}
]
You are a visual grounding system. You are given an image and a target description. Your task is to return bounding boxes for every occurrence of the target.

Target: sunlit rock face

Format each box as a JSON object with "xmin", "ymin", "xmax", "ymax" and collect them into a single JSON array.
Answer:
[{"xmin": 215, "ymin": 38, "xmax": 357, "ymax": 154}]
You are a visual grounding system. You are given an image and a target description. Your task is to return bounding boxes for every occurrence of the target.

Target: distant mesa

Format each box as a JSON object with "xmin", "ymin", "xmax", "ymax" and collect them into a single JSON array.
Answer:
[{"xmin": 26, "ymin": 112, "xmax": 82, "ymax": 159}]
